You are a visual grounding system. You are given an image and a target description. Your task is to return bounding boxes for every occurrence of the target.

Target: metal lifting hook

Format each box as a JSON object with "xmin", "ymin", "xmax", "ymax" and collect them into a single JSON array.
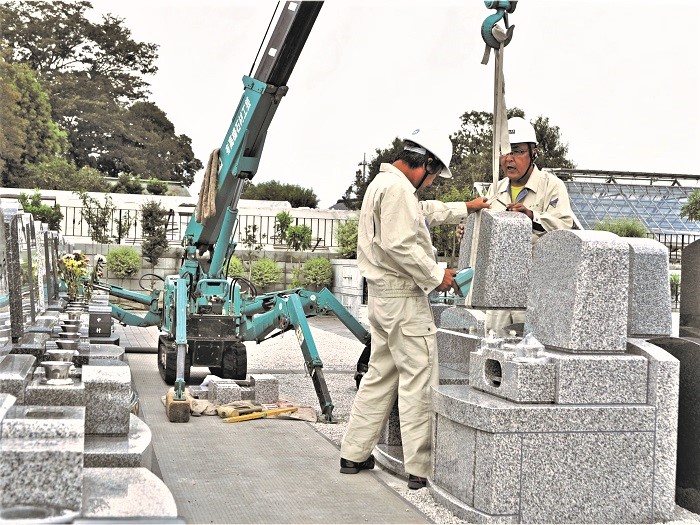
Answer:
[{"xmin": 481, "ymin": 0, "xmax": 517, "ymax": 49}]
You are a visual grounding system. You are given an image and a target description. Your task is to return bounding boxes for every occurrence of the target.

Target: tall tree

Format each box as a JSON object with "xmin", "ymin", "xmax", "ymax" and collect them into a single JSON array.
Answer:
[
  {"xmin": 0, "ymin": 1, "xmax": 201, "ymax": 186},
  {"xmin": 0, "ymin": 1, "xmax": 157, "ymax": 100},
  {"xmin": 0, "ymin": 58, "xmax": 67, "ymax": 186}
]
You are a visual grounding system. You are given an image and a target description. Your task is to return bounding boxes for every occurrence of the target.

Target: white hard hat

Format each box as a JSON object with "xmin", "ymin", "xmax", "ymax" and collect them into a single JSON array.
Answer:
[
  {"xmin": 402, "ymin": 128, "xmax": 453, "ymax": 178},
  {"xmin": 507, "ymin": 117, "xmax": 538, "ymax": 144}
]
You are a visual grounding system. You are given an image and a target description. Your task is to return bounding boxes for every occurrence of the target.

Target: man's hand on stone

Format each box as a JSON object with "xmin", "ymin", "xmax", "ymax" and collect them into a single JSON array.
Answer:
[{"xmin": 466, "ymin": 196, "xmax": 490, "ymax": 213}]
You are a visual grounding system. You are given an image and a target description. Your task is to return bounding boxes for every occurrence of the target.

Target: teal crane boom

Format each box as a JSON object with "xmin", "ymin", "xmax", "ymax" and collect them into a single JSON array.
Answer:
[{"xmin": 92, "ymin": 1, "xmax": 371, "ymax": 423}]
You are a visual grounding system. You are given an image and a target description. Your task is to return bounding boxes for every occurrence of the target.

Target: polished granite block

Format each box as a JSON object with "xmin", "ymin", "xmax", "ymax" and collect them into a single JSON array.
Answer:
[
  {"xmin": 526, "ymin": 230, "xmax": 629, "ymax": 353},
  {"xmin": 432, "ymin": 385, "xmax": 655, "ymax": 434},
  {"xmin": 11, "ymin": 332, "xmax": 49, "ymax": 360},
  {"xmin": 24, "ymin": 376, "xmax": 85, "ymax": 407},
  {"xmin": 519, "ymin": 431, "xmax": 653, "ymax": 523},
  {"xmin": 0, "ymin": 354, "xmax": 35, "ymax": 403},
  {"xmin": 625, "ymin": 237, "xmax": 672, "ymax": 337},
  {"xmin": 209, "ymin": 379, "xmax": 242, "ymax": 405},
  {"xmin": 632, "ymin": 337, "xmax": 682, "ymax": 521},
  {"xmin": 430, "ymin": 303, "xmax": 450, "ymax": 328},
  {"xmin": 82, "ymin": 362, "xmax": 131, "ymax": 435},
  {"xmin": 0, "ymin": 436, "xmax": 84, "ymax": 511},
  {"xmin": 84, "ymin": 414, "xmax": 153, "ymax": 469},
  {"xmin": 436, "ymin": 329, "xmax": 479, "ymax": 375},
  {"xmin": 680, "ymin": 240, "xmax": 700, "ymax": 329},
  {"xmin": 469, "ymin": 350, "xmax": 556, "ymax": 404},
  {"xmin": 461, "ymin": 211, "xmax": 532, "ymax": 310},
  {"xmin": 81, "ymin": 467, "xmax": 177, "ymax": 519},
  {"xmin": 1, "ymin": 405, "xmax": 84, "ymax": 439},
  {"xmin": 440, "ymin": 306, "xmax": 486, "ymax": 334},
  {"xmin": 250, "ymin": 374, "xmax": 279, "ymax": 405}
]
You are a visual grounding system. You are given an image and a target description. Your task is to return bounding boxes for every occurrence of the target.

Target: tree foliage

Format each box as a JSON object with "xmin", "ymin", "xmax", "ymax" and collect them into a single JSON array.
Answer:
[
  {"xmin": 242, "ymin": 180, "xmax": 319, "ymax": 208},
  {"xmin": 341, "ymin": 108, "xmax": 576, "ymax": 208},
  {"xmin": 20, "ymin": 158, "xmax": 109, "ymax": 192},
  {"xmin": 0, "ymin": 1, "xmax": 202, "ymax": 187},
  {"xmin": 681, "ymin": 190, "xmax": 700, "ymax": 222},
  {"xmin": 0, "ymin": 59, "xmax": 68, "ymax": 186}
]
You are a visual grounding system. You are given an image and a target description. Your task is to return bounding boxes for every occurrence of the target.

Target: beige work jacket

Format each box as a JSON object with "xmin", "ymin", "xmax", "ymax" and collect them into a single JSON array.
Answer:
[
  {"xmin": 485, "ymin": 166, "xmax": 574, "ymax": 241},
  {"xmin": 358, "ymin": 163, "xmax": 469, "ymax": 298}
]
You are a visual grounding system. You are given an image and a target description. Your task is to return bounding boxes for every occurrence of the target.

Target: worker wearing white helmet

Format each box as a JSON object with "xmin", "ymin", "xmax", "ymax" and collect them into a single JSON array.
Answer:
[
  {"xmin": 485, "ymin": 116, "xmax": 574, "ymax": 333},
  {"xmin": 340, "ymin": 127, "xmax": 490, "ymax": 490}
]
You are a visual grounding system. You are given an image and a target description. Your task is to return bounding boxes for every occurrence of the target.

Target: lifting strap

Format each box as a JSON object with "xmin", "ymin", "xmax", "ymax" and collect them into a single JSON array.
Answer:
[{"xmin": 487, "ymin": 23, "xmax": 511, "ymax": 190}]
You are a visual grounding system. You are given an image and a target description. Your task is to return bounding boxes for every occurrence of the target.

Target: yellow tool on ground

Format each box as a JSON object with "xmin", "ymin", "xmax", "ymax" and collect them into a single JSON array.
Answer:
[{"xmin": 223, "ymin": 406, "xmax": 298, "ymax": 423}]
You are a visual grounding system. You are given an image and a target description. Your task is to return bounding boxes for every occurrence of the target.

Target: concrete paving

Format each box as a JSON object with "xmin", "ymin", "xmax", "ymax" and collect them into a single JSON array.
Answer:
[{"xmin": 118, "ymin": 316, "xmax": 431, "ymax": 524}]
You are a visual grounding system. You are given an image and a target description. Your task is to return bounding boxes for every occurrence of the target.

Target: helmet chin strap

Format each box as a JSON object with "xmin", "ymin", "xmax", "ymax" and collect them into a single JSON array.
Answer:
[
  {"xmin": 514, "ymin": 144, "xmax": 536, "ymax": 184},
  {"xmin": 415, "ymin": 169, "xmax": 430, "ymax": 190}
]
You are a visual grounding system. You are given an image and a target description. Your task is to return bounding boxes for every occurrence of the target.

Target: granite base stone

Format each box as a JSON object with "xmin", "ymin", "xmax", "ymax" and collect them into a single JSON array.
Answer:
[
  {"xmin": 0, "ymin": 436, "xmax": 84, "ymax": 511},
  {"xmin": 439, "ymin": 306, "xmax": 486, "ymax": 334},
  {"xmin": 24, "ymin": 376, "xmax": 86, "ymax": 407},
  {"xmin": 81, "ymin": 467, "xmax": 178, "ymax": 519},
  {"xmin": 1, "ymin": 405, "xmax": 85, "ymax": 439},
  {"xmin": 84, "ymin": 413, "xmax": 153, "ymax": 469},
  {"xmin": 431, "ymin": 331, "xmax": 680, "ymax": 525}
]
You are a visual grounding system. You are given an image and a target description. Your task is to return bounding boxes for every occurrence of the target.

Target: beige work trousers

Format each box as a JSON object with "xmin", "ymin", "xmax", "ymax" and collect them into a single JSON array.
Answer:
[{"xmin": 340, "ymin": 295, "xmax": 439, "ymax": 478}]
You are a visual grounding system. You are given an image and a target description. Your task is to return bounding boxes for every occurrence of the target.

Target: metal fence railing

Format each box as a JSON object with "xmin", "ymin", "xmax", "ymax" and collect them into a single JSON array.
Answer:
[
  {"xmin": 646, "ymin": 232, "xmax": 700, "ymax": 264},
  {"xmin": 60, "ymin": 206, "xmax": 700, "ymax": 266},
  {"xmin": 60, "ymin": 206, "xmax": 348, "ymax": 249}
]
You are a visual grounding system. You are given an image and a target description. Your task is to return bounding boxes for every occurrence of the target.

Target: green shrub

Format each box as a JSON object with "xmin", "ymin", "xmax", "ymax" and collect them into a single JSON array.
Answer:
[
  {"xmin": 286, "ymin": 224, "xmax": 312, "ymax": 252},
  {"xmin": 337, "ymin": 217, "xmax": 358, "ymax": 258},
  {"xmin": 146, "ymin": 178, "xmax": 169, "ymax": 195},
  {"xmin": 227, "ymin": 256, "xmax": 246, "ymax": 277},
  {"xmin": 274, "ymin": 211, "xmax": 293, "ymax": 244},
  {"xmin": 106, "ymin": 247, "xmax": 141, "ymax": 278},
  {"xmin": 593, "ymin": 217, "xmax": 648, "ymax": 238},
  {"xmin": 299, "ymin": 257, "xmax": 332, "ymax": 287},
  {"xmin": 18, "ymin": 190, "xmax": 63, "ymax": 231},
  {"xmin": 250, "ymin": 257, "xmax": 281, "ymax": 287}
]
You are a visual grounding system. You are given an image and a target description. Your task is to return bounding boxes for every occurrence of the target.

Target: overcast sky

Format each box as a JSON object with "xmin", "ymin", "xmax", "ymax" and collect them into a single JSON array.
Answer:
[{"xmin": 88, "ymin": 0, "xmax": 700, "ymax": 208}]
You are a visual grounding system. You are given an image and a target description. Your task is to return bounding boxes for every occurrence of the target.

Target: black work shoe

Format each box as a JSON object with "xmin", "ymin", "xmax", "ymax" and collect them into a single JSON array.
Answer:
[
  {"xmin": 408, "ymin": 474, "xmax": 427, "ymax": 490},
  {"xmin": 340, "ymin": 454, "xmax": 375, "ymax": 474}
]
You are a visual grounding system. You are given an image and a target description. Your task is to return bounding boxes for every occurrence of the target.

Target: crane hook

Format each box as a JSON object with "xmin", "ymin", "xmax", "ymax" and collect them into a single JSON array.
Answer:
[{"xmin": 481, "ymin": 0, "xmax": 517, "ymax": 49}]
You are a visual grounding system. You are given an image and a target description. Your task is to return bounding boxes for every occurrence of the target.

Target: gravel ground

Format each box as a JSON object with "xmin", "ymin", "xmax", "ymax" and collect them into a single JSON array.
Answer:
[{"xmin": 246, "ymin": 316, "xmax": 700, "ymax": 524}]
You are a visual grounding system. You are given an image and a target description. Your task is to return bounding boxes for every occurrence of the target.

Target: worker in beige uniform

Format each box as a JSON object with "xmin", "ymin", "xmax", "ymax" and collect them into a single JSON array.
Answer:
[
  {"xmin": 485, "ymin": 117, "xmax": 574, "ymax": 332},
  {"xmin": 339, "ymin": 128, "xmax": 490, "ymax": 490}
]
